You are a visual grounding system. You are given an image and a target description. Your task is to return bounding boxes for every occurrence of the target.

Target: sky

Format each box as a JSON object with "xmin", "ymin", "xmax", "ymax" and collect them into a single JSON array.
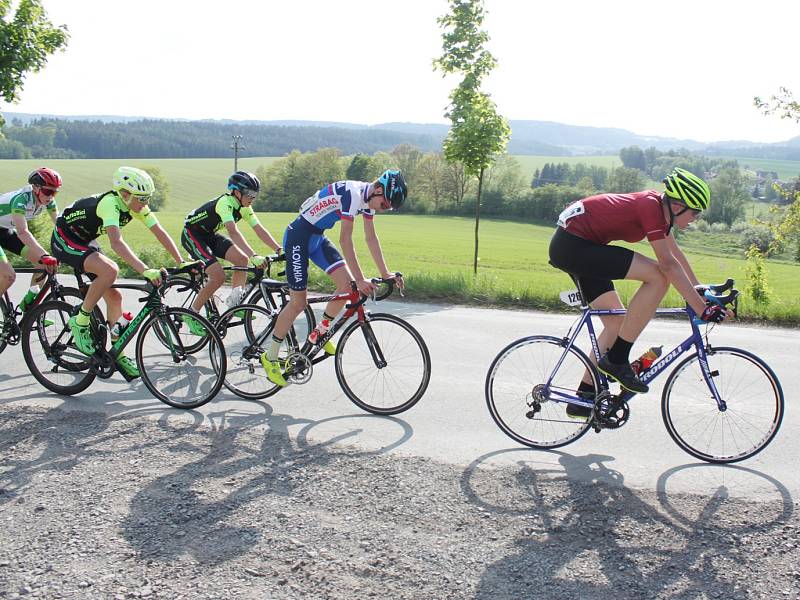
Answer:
[{"xmin": 3, "ymin": 0, "xmax": 800, "ymax": 144}]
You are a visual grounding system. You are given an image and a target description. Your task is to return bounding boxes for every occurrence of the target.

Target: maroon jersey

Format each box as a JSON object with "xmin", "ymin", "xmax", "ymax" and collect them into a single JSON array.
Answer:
[{"xmin": 558, "ymin": 190, "xmax": 669, "ymax": 244}]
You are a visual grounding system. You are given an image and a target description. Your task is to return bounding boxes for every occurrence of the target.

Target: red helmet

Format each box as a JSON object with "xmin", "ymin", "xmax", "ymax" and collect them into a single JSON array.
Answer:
[{"xmin": 28, "ymin": 167, "xmax": 63, "ymax": 189}]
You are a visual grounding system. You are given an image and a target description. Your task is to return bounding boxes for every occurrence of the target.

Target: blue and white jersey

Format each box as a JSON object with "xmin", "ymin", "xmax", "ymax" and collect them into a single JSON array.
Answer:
[{"xmin": 298, "ymin": 181, "xmax": 374, "ymax": 231}]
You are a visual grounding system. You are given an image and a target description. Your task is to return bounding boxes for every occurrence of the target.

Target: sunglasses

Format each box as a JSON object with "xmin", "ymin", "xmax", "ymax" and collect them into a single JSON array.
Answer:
[
  {"xmin": 38, "ymin": 187, "xmax": 58, "ymax": 197},
  {"xmin": 242, "ymin": 189, "xmax": 258, "ymax": 199},
  {"xmin": 133, "ymin": 195, "xmax": 151, "ymax": 204}
]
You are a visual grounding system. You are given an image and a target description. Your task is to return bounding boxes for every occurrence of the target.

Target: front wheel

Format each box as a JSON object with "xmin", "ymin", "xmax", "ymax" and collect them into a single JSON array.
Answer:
[
  {"xmin": 485, "ymin": 335, "xmax": 596, "ymax": 449},
  {"xmin": 136, "ymin": 307, "xmax": 226, "ymax": 409},
  {"xmin": 21, "ymin": 300, "xmax": 96, "ymax": 395},
  {"xmin": 334, "ymin": 313, "xmax": 431, "ymax": 415},
  {"xmin": 661, "ymin": 346, "xmax": 784, "ymax": 463}
]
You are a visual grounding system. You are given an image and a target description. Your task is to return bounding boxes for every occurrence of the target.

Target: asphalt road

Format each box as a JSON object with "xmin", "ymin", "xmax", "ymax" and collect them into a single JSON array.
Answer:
[{"xmin": 2, "ymin": 275, "xmax": 797, "ymax": 503}]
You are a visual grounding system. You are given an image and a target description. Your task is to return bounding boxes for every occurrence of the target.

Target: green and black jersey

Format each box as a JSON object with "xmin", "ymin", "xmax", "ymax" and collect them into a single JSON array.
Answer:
[
  {"xmin": 57, "ymin": 191, "xmax": 159, "ymax": 243},
  {"xmin": 184, "ymin": 194, "xmax": 260, "ymax": 233}
]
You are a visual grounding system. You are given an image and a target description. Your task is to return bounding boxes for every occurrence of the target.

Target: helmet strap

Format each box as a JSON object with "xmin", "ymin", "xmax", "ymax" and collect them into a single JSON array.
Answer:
[{"xmin": 662, "ymin": 194, "xmax": 676, "ymax": 236}]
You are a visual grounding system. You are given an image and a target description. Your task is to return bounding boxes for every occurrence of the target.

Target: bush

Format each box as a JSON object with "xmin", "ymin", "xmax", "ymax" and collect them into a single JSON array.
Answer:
[
  {"xmin": 738, "ymin": 224, "xmax": 779, "ymax": 255},
  {"xmin": 709, "ymin": 222, "xmax": 729, "ymax": 233},
  {"xmin": 688, "ymin": 220, "xmax": 709, "ymax": 232}
]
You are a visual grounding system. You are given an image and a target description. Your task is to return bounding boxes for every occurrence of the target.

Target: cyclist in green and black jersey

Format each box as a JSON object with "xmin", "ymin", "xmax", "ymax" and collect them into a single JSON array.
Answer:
[
  {"xmin": 51, "ymin": 167, "xmax": 186, "ymax": 378},
  {"xmin": 180, "ymin": 171, "xmax": 281, "ymax": 334}
]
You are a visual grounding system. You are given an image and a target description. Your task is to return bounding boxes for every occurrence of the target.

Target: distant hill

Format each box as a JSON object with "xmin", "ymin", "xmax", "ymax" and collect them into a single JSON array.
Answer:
[{"xmin": 3, "ymin": 111, "xmax": 799, "ymax": 158}]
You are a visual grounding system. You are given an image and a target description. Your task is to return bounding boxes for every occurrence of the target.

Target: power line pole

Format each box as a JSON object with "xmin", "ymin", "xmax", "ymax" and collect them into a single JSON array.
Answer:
[{"xmin": 231, "ymin": 135, "xmax": 245, "ymax": 171}]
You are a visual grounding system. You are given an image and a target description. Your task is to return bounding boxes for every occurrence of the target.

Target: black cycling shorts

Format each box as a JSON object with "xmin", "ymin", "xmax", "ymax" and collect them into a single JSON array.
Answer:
[
  {"xmin": 181, "ymin": 227, "xmax": 234, "ymax": 267},
  {"xmin": 548, "ymin": 227, "xmax": 634, "ymax": 304},
  {"xmin": 0, "ymin": 227, "xmax": 25, "ymax": 257},
  {"xmin": 51, "ymin": 226, "xmax": 101, "ymax": 274}
]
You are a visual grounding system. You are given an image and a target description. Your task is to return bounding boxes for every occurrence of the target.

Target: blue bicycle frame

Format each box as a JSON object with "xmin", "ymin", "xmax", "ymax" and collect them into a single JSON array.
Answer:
[{"xmin": 549, "ymin": 304, "xmax": 726, "ymax": 414}]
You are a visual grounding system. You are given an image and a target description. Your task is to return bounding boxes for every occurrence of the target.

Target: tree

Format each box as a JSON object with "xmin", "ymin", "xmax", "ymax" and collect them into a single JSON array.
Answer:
[
  {"xmin": 346, "ymin": 154, "xmax": 371, "ymax": 181},
  {"xmin": 0, "ymin": 0, "xmax": 69, "ymax": 128},
  {"xmin": 705, "ymin": 167, "xmax": 748, "ymax": 227},
  {"xmin": 619, "ymin": 146, "xmax": 646, "ymax": 171},
  {"xmin": 433, "ymin": 0, "xmax": 510, "ymax": 274},
  {"xmin": 137, "ymin": 165, "xmax": 169, "ymax": 211},
  {"xmin": 605, "ymin": 167, "xmax": 646, "ymax": 193}
]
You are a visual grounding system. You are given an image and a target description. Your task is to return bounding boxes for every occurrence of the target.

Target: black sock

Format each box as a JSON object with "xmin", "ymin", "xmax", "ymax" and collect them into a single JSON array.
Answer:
[
  {"xmin": 607, "ymin": 336, "xmax": 633, "ymax": 364},
  {"xmin": 578, "ymin": 381, "xmax": 595, "ymax": 394}
]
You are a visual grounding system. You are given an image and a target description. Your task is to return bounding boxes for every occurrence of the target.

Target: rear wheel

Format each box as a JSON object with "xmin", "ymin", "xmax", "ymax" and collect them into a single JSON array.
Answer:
[
  {"xmin": 21, "ymin": 300, "xmax": 96, "ymax": 395},
  {"xmin": 0, "ymin": 296, "xmax": 13, "ymax": 354},
  {"xmin": 246, "ymin": 287, "xmax": 315, "ymax": 347}
]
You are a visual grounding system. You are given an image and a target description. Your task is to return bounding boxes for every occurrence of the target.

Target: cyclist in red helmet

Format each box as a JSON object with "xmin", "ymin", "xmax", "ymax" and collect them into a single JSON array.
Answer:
[{"xmin": 0, "ymin": 168, "xmax": 62, "ymax": 309}]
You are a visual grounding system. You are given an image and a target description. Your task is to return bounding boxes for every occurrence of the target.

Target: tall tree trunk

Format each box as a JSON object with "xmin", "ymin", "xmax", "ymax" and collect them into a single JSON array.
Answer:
[{"xmin": 473, "ymin": 167, "xmax": 484, "ymax": 275}]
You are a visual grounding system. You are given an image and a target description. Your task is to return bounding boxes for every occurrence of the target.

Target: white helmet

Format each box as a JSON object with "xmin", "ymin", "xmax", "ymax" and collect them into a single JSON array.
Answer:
[{"xmin": 112, "ymin": 166, "xmax": 154, "ymax": 197}]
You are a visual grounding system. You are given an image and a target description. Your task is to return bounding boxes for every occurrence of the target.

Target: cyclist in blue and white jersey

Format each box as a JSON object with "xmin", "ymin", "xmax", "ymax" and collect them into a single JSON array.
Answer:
[
  {"xmin": 0, "ymin": 168, "xmax": 62, "ymax": 301},
  {"xmin": 260, "ymin": 169, "xmax": 407, "ymax": 386}
]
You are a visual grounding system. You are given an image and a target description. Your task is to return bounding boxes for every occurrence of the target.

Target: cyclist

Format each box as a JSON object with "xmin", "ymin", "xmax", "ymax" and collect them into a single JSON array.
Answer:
[
  {"xmin": 260, "ymin": 169, "xmax": 407, "ymax": 387},
  {"xmin": 180, "ymin": 171, "xmax": 282, "ymax": 334},
  {"xmin": 0, "ymin": 168, "xmax": 61, "ymax": 302},
  {"xmin": 548, "ymin": 167, "xmax": 730, "ymax": 418},
  {"xmin": 50, "ymin": 166, "xmax": 186, "ymax": 379}
]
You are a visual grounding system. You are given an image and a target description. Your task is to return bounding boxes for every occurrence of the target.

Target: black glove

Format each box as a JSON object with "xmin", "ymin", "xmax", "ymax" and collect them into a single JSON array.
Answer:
[{"xmin": 700, "ymin": 303, "xmax": 725, "ymax": 323}]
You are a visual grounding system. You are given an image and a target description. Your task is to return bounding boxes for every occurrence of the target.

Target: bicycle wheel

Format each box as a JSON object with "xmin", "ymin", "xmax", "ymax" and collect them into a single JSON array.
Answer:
[
  {"xmin": 43, "ymin": 287, "xmax": 107, "ymax": 347},
  {"xmin": 215, "ymin": 304, "xmax": 301, "ymax": 400},
  {"xmin": 334, "ymin": 313, "xmax": 431, "ymax": 415},
  {"xmin": 136, "ymin": 307, "xmax": 226, "ymax": 409},
  {"xmin": 21, "ymin": 300, "xmax": 96, "ymax": 395},
  {"xmin": 486, "ymin": 335, "xmax": 596, "ymax": 449},
  {"xmin": 661, "ymin": 346, "xmax": 784, "ymax": 463},
  {"xmin": 247, "ymin": 286, "xmax": 315, "ymax": 345}
]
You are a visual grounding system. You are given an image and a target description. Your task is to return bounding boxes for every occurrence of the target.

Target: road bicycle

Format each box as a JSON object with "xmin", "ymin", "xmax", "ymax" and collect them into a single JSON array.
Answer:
[
  {"xmin": 161, "ymin": 255, "xmax": 315, "ymax": 352},
  {"xmin": 21, "ymin": 262, "xmax": 226, "ymax": 409},
  {"xmin": 485, "ymin": 279, "xmax": 784, "ymax": 463},
  {"xmin": 0, "ymin": 259, "xmax": 106, "ymax": 355},
  {"xmin": 214, "ymin": 275, "xmax": 432, "ymax": 415}
]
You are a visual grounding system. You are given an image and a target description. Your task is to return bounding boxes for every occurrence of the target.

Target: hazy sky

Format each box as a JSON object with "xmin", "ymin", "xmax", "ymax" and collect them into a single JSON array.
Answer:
[{"xmin": 3, "ymin": 0, "xmax": 799, "ymax": 144}]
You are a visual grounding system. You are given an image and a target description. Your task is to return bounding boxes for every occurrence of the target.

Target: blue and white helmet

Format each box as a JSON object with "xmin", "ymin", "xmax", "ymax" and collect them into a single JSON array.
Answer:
[{"xmin": 377, "ymin": 169, "xmax": 407, "ymax": 209}]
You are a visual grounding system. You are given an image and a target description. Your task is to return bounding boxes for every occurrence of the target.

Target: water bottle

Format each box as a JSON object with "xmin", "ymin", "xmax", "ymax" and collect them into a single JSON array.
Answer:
[
  {"xmin": 110, "ymin": 311, "xmax": 134, "ymax": 339},
  {"xmin": 19, "ymin": 285, "xmax": 40, "ymax": 312},
  {"xmin": 631, "ymin": 345, "xmax": 663, "ymax": 375},
  {"xmin": 307, "ymin": 318, "xmax": 331, "ymax": 345}
]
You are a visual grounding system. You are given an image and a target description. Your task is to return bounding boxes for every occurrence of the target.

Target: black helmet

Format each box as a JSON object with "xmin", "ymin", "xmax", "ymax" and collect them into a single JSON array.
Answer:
[
  {"xmin": 227, "ymin": 171, "xmax": 260, "ymax": 193},
  {"xmin": 378, "ymin": 169, "xmax": 407, "ymax": 209}
]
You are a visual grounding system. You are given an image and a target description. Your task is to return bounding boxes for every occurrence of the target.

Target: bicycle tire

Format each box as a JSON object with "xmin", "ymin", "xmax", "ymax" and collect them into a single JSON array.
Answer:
[
  {"xmin": 136, "ymin": 307, "xmax": 226, "ymax": 409},
  {"xmin": 41, "ymin": 286, "xmax": 107, "ymax": 347},
  {"xmin": 661, "ymin": 346, "xmax": 784, "ymax": 463},
  {"xmin": 215, "ymin": 303, "xmax": 301, "ymax": 400},
  {"xmin": 334, "ymin": 313, "xmax": 431, "ymax": 415},
  {"xmin": 20, "ymin": 300, "xmax": 96, "ymax": 395},
  {"xmin": 159, "ymin": 277, "xmax": 213, "ymax": 354},
  {"xmin": 485, "ymin": 335, "xmax": 596, "ymax": 449}
]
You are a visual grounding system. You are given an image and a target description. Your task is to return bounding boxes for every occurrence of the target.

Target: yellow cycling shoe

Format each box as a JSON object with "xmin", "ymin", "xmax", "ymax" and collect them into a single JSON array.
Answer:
[{"xmin": 260, "ymin": 353, "xmax": 287, "ymax": 387}]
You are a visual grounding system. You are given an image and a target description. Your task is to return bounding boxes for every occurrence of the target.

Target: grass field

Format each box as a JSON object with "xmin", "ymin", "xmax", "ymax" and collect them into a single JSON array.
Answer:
[
  {"xmin": 68, "ymin": 210, "xmax": 800, "ymax": 323},
  {"xmin": 722, "ymin": 156, "xmax": 800, "ymax": 181}
]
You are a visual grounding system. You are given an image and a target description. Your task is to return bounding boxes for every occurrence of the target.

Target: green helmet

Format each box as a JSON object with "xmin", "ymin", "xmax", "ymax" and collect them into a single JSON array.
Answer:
[
  {"xmin": 113, "ymin": 166, "xmax": 154, "ymax": 197},
  {"xmin": 662, "ymin": 167, "xmax": 710, "ymax": 211}
]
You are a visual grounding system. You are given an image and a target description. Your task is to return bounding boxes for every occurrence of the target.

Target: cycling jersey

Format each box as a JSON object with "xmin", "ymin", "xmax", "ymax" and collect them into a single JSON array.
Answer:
[
  {"xmin": 57, "ymin": 191, "xmax": 159, "ymax": 243},
  {"xmin": 559, "ymin": 190, "xmax": 668, "ymax": 245},
  {"xmin": 0, "ymin": 185, "xmax": 57, "ymax": 230},
  {"xmin": 184, "ymin": 194, "xmax": 261, "ymax": 233},
  {"xmin": 298, "ymin": 181, "xmax": 374, "ymax": 232}
]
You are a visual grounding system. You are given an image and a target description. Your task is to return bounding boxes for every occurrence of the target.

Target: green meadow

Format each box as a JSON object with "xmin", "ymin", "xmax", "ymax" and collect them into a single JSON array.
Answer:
[{"xmin": 3, "ymin": 156, "xmax": 800, "ymax": 323}]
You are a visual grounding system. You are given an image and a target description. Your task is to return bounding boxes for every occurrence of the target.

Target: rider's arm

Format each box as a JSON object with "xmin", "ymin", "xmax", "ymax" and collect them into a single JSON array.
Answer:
[
  {"xmin": 107, "ymin": 225, "xmax": 148, "ymax": 275},
  {"xmin": 243, "ymin": 207, "xmax": 281, "ymax": 252},
  {"xmin": 339, "ymin": 218, "xmax": 366, "ymax": 281},
  {"xmin": 224, "ymin": 221, "xmax": 256, "ymax": 258},
  {"xmin": 149, "ymin": 223, "xmax": 184, "ymax": 264},
  {"xmin": 11, "ymin": 214, "xmax": 48, "ymax": 257},
  {"xmin": 362, "ymin": 217, "xmax": 392, "ymax": 278},
  {"xmin": 664, "ymin": 232, "xmax": 700, "ymax": 287},
  {"xmin": 650, "ymin": 237, "xmax": 706, "ymax": 314}
]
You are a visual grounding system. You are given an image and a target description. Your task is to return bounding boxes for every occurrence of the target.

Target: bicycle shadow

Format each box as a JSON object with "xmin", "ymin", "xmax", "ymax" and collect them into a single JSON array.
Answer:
[
  {"xmin": 462, "ymin": 448, "xmax": 793, "ymax": 599},
  {"xmin": 119, "ymin": 404, "xmax": 415, "ymax": 564}
]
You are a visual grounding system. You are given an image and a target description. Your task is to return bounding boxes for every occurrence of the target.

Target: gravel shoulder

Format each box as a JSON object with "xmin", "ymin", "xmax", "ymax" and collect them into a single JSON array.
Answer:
[{"xmin": 1, "ymin": 404, "xmax": 799, "ymax": 599}]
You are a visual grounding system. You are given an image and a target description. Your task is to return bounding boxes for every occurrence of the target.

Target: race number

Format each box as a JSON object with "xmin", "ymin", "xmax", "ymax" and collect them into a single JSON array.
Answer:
[{"xmin": 557, "ymin": 201, "xmax": 585, "ymax": 228}]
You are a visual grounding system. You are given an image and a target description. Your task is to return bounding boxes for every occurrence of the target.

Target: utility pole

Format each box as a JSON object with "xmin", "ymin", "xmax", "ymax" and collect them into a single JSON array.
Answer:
[{"xmin": 231, "ymin": 135, "xmax": 245, "ymax": 171}]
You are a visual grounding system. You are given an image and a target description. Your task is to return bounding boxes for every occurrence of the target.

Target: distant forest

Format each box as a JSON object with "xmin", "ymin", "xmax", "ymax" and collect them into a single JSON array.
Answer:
[{"xmin": 0, "ymin": 118, "xmax": 444, "ymax": 159}]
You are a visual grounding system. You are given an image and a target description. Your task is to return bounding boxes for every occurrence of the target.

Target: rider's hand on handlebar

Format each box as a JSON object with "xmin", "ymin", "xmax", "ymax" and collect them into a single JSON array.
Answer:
[
  {"xmin": 356, "ymin": 278, "xmax": 377, "ymax": 296},
  {"xmin": 248, "ymin": 254, "xmax": 267, "ymax": 269},
  {"xmin": 38, "ymin": 254, "xmax": 58, "ymax": 274},
  {"xmin": 143, "ymin": 267, "xmax": 166, "ymax": 287},
  {"xmin": 382, "ymin": 271, "xmax": 405, "ymax": 290},
  {"xmin": 700, "ymin": 303, "xmax": 730, "ymax": 323}
]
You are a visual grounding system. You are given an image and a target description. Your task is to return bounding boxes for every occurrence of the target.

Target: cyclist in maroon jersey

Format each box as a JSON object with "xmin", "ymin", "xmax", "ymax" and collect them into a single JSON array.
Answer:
[{"xmin": 548, "ymin": 167, "xmax": 731, "ymax": 418}]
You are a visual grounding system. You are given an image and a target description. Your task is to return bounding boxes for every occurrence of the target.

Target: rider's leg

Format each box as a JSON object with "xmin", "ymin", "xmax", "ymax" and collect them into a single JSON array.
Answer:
[
  {"xmin": 191, "ymin": 261, "xmax": 224, "ymax": 312},
  {"xmin": 225, "ymin": 245, "xmax": 248, "ymax": 292},
  {"xmin": 319, "ymin": 265, "xmax": 352, "ymax": 321},
  {"xmin": 80, "ymin": 253, "xmax": 118, "ymax": 314},
  {"xmin": 20, "ymin": 246, "xmax": 47, "ymax": 288},
  {"xmin": 261, "ymin": 288, "xmax": 308, "ymax": 386},
  {"xmin": 103, "ymin": 286, "xmax": 124, "ymax": 328},
  {"xmin": 0, "ymin": 259, "xmax": 15, "ymax": 297}
]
